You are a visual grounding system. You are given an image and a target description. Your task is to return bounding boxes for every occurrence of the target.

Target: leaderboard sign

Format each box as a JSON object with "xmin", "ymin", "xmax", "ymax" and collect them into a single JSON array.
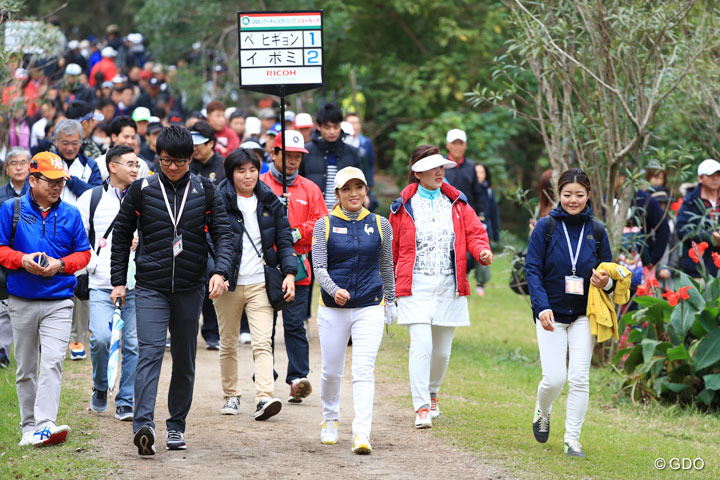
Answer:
[{"xmin": 238, "ymin": 10, "xmax": 324, "ymax": 95}]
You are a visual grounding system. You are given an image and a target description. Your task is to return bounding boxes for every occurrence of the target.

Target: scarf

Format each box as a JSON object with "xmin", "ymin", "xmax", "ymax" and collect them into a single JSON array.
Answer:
[{"xmin": 270, "ymin": 163, "xmax": 298, "ymax": 186}]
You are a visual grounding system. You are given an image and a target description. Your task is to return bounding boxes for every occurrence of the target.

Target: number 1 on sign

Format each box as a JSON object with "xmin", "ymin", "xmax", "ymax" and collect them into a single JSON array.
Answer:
[{"xmin": 303, "ymin": 31, "xmax": 321, "ymax": 47}]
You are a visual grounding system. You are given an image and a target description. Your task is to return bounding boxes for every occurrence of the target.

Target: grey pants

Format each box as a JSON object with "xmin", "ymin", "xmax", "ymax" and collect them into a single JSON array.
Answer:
[
  {"xmin": 0, "ymin": 300, "xmax": 12, "ymax": 356},
  {"xmin": 70, "ymin": 296, "xmax": 89, "ymax": 345},
  {"xmin": 9, "ymin": 295, "xmax": 73, "ymax": 433}
]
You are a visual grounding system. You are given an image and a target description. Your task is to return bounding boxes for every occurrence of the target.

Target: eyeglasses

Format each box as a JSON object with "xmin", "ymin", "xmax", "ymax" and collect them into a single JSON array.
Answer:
[
  {"xmin": 59, "ymin": 140, "xmax": 81, "ymax": 147},
  {"xmin": 35, "ymin": 175, "xmax": 66, "ymax": 188},
  {"xmin": 8, "ymin": 160, "xmax": 28, "ymax": 167},
  {"xmin": 111, "ymin": 161, "xmax": 140, "ymax": 170},
  {"xmin": 159, "ymin": 157, "xmax": 189, "ymax": 166}
]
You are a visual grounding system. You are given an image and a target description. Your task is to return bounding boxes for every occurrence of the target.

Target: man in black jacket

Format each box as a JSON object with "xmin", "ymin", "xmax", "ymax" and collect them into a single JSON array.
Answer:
[
  {"xmin": 110, "ymin": 126, "xmax": 233, "ymax": 456},
  {"xmin": 443, "ymin": 128, "xmax": 483, "ymax": 214},
  {"xmin": 299, "ymin": 103, "xmax": 362, "ymax": 211}
]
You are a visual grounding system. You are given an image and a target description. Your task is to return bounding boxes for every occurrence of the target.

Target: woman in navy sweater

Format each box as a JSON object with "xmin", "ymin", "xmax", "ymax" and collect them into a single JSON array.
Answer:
[{"xmin": 524, "ymin": 168, "xmax": 612, "ymax": 459}]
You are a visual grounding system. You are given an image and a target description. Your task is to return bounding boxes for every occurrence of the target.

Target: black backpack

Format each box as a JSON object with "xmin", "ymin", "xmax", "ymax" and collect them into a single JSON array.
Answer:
[{"xmin": 509, "ymin": 216, "xmax": 605, "ymax": 295}]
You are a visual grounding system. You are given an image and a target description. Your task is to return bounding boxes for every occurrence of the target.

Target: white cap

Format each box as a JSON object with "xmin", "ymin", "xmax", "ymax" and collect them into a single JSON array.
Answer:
[
  {"xmin": 101, "ymin": 46, "xmax": 117, "ymax": 58},
  {"xmin": 698, "ymin": 159, "xmax": 720, "ymax": 176},
  {"xmin": 411, "ymin": 154, "xmax": 457, "ymax": 172},
  {"xmin": 284, "ymin": 110, "xmax": 296, "ymax": 122},
  {"xmin": 224, "ymin": 107, "xmax": 236, "ymax": 119},
  {"xmin": 446, "ymin": 128, "xmax": 467, "ymax": 143},
  {"xmin": 294, "ymin": 113, "xmax": 314, "ymax": 129},
  {"xmin": 191, "ymin": 131, "xmax": 210, "ymax": 145},
  {"xmin": 127, "ymin": 33, "xmax": 143, "ymax": 45},
  {"xmin": 340, "ymin": 121, "xmax": 354, "ymax": 136},
  {"xmin": 273, "ymin": 130, "xmax": 309, "ymax": 153},
  {"xmin": 241, "ymin": 141, "xmax": 264, "ymax": 153},
  {"xmin": 334, "ymin": 166, "xmax": 367, "ymax": 189},
  {"xmin": 245, "ymin": 116, "xmax": 262, "ymax": 136},
  {"xmin": 112, "ymin": 75, "xmax": 125, "ymax": 84},
  {"xmin": 68, "ymin": 40, "xmax": 79, "ymax": 50},
  {"xmin": 65, "ymin": 63, "xmax": 82, "ymax": 76}
]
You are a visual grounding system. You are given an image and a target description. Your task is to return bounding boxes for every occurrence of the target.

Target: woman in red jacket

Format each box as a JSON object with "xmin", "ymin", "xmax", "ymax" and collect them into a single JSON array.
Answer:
[{"xmin": 389, "ymin": 145, "xmax": 493, "ymax": 429}]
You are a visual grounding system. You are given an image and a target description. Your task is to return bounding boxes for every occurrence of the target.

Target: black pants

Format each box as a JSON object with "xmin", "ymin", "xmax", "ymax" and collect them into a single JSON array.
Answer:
[
  {"xmin": 133, "ymin": 286, "xmax": 204, "ymax": 433},
  {"xmin": 271, "ymin": 285, "xmax": 310, "ymax": 384},
  {"xmin": 200, "ymin": 292, "xmax": 219, "ymax": 343}
]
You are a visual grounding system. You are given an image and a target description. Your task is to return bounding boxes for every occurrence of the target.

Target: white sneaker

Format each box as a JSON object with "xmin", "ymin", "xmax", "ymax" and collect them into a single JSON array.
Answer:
[
  {"xmin": 32, "ymin": 424, "xmax": 71, "ymax": 447},
  {"xmin": 351, "ymin": 434, "xmax": 372, "ymax": 454},
  {"xmin": 430, "ymin": 397, "xmax": 440, "ymax": 418},
  {"xmin": 18, "ymin": 431, "xmax": 34, "ymax": 447},
  {"xmin": 415, "ymin": 408, "xmax": 432, "ymax": 429},
  {"xmin": 320, "ymin": 420, "xmax": 338, "ymax": 445},
  {"xmin": 221, "ymin": 396, "xmax": 240, "ymax": 415},
  {"xmin": 239, "ymin": 333, "xmax": 252, "ymax": 345}
]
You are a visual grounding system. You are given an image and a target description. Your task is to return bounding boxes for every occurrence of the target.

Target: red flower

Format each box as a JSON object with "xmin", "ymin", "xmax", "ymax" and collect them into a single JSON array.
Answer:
[
  {"xmin": 713, "ymin": 252, "xmax": 720, "ymax": 269},
  {"xmin": 677, "ymin": 286, "xmax": 692, "ymax": 300},
  {"xmin": 636, "ymin": 285, "xmax": 649, "ymax": 297},
  {"xmin": 670, "ymin": 197, "xmax": 683, "ymax": 214},
  {"xmin": 689, "ymin": 241, "xmax": 709, "ymax": 264},
  {"xmin": 662, "ymin": 287, "xmax": 680, "ymax": 307},
  {"xmin": 648, "ymin": 278, "xmax": 659, "ymax": 289}
]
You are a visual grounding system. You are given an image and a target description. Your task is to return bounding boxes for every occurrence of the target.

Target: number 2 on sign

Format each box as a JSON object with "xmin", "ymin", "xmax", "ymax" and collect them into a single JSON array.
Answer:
[{"xmin": 306, "ymin": 50, "xmax": 319, "ymax": 64}]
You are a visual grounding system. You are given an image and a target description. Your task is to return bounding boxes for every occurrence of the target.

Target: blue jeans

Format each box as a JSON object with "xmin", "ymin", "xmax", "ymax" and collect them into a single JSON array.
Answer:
[{"xmin": 89, "ymin": 288, "xmax": 138, "ymax": 408}]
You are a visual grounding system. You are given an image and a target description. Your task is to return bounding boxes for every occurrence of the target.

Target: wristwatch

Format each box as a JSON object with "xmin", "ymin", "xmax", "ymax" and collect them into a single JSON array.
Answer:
[{"xmin": 59, "ymin": 259, "xmax": 66, "ymax": 273}]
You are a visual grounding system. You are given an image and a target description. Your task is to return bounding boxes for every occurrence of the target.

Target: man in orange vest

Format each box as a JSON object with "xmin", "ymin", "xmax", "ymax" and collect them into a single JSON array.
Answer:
[{"xmin": 260, "ymin": 130, "xmax": 327, "ymax": 403}]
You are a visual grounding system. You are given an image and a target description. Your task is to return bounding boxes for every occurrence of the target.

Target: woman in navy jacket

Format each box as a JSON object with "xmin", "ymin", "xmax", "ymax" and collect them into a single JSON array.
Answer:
[{"xmin": 524, "ymin": 168, "xmax": 612, "ymax": 459}]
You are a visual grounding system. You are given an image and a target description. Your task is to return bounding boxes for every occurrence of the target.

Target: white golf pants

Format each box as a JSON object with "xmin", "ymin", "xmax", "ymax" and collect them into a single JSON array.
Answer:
[
  {"xmin": 535, "ymin": 316, "xmax": 593, "ymax": 443},
  {"xmin": 408, "ymin": 323, "xmax": 456, "ymax": 411},
  {"xmin": 317, "ymin": 304, "xmax": 384, "ymax": 437}
]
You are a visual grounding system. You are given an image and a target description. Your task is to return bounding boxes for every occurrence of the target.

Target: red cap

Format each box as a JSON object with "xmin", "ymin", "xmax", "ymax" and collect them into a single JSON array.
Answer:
[
  {"xmin": 30, "ymin": 152, "xmax": 70, "ymax": 180},
  {"xmin": 139, "ymin": 70, "xmax": 152, "ymax": 80},
  {"xmin": 273, "ymin": 130, "xmax": 309, "ymax": 153}
]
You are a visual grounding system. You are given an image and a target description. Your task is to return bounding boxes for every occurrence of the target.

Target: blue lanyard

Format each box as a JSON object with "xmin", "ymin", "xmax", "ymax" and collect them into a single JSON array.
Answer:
[{"xmin": 561, "ymin": 221, "xmax": 585, "ymax": 276}]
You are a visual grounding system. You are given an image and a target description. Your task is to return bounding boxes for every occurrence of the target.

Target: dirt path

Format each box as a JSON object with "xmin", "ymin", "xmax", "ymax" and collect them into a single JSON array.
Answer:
[{"xmin": 76, "ymin": 319, "xmax": 509, "ymax": 479}]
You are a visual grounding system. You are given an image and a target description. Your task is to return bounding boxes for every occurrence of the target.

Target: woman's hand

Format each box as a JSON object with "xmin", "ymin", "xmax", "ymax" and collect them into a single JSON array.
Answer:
[
  {"xmin": 334, "ymin": 288, "xmax": 350, "ymax": 306},
  {"xmin": 590, "ymin": 269, "xmax": 610, "ymax": 288},
  {"xmin": 282, "ymin": 274, "xmax": 295, "ymax": 302},
  {"xmin": 479, "ymin": 249, "xmax": 493, "ymax": 264},
  {"xmin": 539, "ymin": 310, "xmax": 555, "ymax": 331},
  {"xmin": 658, "ymin": 268, "xmax": 671, "ymax": 280}
]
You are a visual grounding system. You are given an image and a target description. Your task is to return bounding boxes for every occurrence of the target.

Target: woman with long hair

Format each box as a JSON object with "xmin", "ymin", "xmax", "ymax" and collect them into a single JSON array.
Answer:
[
  {"xmin": 524, "ymin": 168, "xmax": 612, "ymax": 458},
  {"xmin": 389, "ymin": 145, "xmax": 492, "ymax": 429}
]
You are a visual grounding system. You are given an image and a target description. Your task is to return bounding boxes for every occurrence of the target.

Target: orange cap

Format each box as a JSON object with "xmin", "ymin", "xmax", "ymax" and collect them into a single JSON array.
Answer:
[{"xmin": 31, "ymin": 152, "xmax": 70, "ymax": 180}]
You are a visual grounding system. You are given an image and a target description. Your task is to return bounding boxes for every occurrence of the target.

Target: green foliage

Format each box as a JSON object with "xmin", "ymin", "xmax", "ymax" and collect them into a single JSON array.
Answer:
[{"xmin": 617, "ymin": 271, "xmax": 720, "ymax": 408}]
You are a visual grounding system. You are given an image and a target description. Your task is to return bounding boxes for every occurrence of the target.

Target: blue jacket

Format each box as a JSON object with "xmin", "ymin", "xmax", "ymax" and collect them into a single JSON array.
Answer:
[
  {"xmin": 0, "ymin": 180, "xmax": 29, "ymax": 204},
  {"xmin": 676, "ymin": 184, "xmax": 719, "ymax": 277},
  {"xmin": 630, "ymin": 190, "xmax": 670, "ymax": 266},
  {"xmin": 525, "ymin": 205, "xmax": 612, "ymax": 323},
  {"xmin": 0, "ymin": 190, "xmax": 91, "ymax": 299},
  {"xmin": 320, "ymin": 207, "xmax": 384, "ymax": 308}
]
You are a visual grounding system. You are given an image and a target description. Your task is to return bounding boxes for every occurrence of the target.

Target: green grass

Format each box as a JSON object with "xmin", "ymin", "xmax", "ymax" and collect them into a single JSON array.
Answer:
[
  {"xmin": 376, "ymin": 254, "xmax": 720, "ymax": 479},
  {"xmin": 0, "ymin": 356, "xmax": 120, "ymax": 479}
]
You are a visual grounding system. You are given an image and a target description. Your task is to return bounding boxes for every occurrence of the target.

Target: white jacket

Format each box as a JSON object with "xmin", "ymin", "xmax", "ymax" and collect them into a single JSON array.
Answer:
[{"xmin": 76, "ymin": 181, "xmax": 136, "ymax": 290}]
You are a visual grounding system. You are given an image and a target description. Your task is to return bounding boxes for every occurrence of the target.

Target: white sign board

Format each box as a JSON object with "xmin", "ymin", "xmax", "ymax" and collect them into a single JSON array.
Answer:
[{"xmin": 238, "ymin": 10, "xmax": 323, "ymax": 95}]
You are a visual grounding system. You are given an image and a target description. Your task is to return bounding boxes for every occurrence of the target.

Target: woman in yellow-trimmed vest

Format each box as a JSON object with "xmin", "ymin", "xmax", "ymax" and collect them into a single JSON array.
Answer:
[{"xmin": 311, "ymin": 166, "xmax": 395, "ymax": 455}]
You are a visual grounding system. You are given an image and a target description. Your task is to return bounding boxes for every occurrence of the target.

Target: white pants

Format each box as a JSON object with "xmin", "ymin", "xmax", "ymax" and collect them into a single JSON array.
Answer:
[
  {"xmin": 408, "ymin": 324, "xmax": 455, "ymax": 411},
  {"xmin": 317, "ymin": 305, "xmax": 383, "ymax": 437},
  {"xmin": 535, "ymin": 316, "xmax": 592, "ymax": 443}
]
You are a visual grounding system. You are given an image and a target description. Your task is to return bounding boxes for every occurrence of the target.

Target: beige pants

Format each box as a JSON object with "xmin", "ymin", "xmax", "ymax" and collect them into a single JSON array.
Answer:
[{"xmin": 214, "ymin": 282, "xmax": 274, "ymax": 402}]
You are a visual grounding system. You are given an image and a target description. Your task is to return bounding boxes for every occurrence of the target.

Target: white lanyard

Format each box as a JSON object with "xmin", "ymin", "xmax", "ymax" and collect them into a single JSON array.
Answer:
[
  {"xmin": 158, "ymin": 178, "xmax": 191, "ymax": 236},
  {"xmin": 561, "ymin": 221, "xmax": 585, "ymax": 276}
]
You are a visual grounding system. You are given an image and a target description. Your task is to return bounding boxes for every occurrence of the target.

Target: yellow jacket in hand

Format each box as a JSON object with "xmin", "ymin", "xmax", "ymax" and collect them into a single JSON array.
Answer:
[{"xmin": 587, "ymin": 262, "xmax": 632, "ymax": 342}]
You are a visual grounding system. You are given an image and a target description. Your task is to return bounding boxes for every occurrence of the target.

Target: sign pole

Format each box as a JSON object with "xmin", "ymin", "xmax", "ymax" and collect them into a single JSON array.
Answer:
[{"xmin": 280, "ymin": 85, "xmax": 287, "ymax": 202}]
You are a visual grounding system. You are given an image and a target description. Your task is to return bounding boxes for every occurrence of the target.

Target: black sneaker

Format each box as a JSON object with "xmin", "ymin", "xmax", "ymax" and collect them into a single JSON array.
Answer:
[
  {"xmin": 166, "ymin": 430, "xmax": 187, "ymax": 450},
  {"xmin": 564, "ymin": 440, "xmax": 586, "ymax": 458},
  {"xmin": 254, "ymin": 398, "xmax": 282, "ymax": 421},
  {"xmin": 133, "ymin": 426, "xmax": 156, "ymax": 456},
  {"xmin": 90, "ymin": 388, "xmax": 108, "ymax": 413},
  {"xmin": 206, "ymin": 339, "xmax": 220, "ymax": 350},
  {"xmin": 0, "ymin": 349, "xmax": 9, "ymax": 368},
  {"xmin": 115, "ymin": 405, "xmax": 133, "ymax": 421},
  {"xmin": 532, "ymin": 402, "xmax": 550, "ymax": 443}
]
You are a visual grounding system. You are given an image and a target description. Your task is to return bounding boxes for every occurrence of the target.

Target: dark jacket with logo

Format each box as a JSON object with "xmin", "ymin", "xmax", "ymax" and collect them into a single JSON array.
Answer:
[
  {"xmin": 110, "ymin": 171, "xmax": 234, "ymax": 293},
  {"xmin": 190, "ymin": 152, "xmax": 226, "ymax": 184},
  {"xmin": 216, "ymin": 178, "xmax": 297, "ymax": 290},
  {"xmin": 0, "ymin": 180, "xmax": 29, "ymax": 205},
  {"xmin": 299, "ymin": 129, "xmax": 361, "ymax": 198}
]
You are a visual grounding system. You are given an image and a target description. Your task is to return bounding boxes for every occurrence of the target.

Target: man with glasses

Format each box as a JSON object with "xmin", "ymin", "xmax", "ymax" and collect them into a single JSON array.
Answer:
[
  {"xmin": 110, "ymin": 126, "xmax": 233, "ymax": 455},
  {"xmin": 95, "ymin": 116, "xmax": 151, "ymax": 181},
  {"xmin": 77, "ymin": 145, "xmax": 140, "ymax": 422},
  {"xmin": 65, "ymin": 101, "xmax": 103, "ymax": 161},
  {"xmin": 52, "ymin": 118, "xmax": 103, "ymax": 362},
  {"xmin": 0, "ymin": 151, "xmax": 92, "ymax": 447},
  {"xmin": 0, "ymin": 147, "xmax": 31, "ymax": 369}
]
